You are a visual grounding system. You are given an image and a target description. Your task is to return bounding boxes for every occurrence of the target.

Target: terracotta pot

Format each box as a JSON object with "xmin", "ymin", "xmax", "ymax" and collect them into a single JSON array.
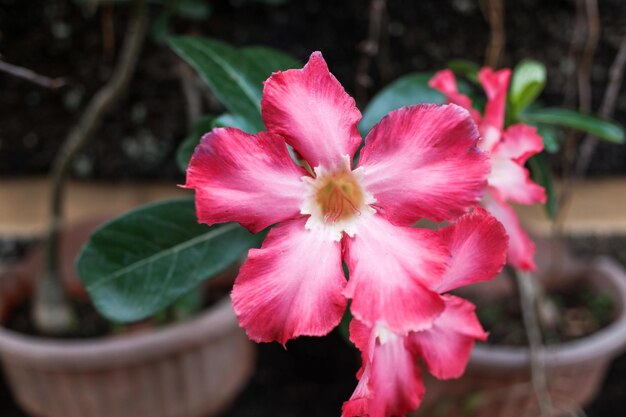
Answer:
[
  {"xmin": 0, "ymin": 218, "xmax": 255, "ymax": 417},
  {"xmin": 418, "ymin": 256, "xmax": 626, "ymax": 417}
]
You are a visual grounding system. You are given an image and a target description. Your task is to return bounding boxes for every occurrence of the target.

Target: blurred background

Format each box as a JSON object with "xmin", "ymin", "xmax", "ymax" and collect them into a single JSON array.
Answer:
[{"xmin": 0, "ymin": 0, "xmax": 625, "ymax": 416}]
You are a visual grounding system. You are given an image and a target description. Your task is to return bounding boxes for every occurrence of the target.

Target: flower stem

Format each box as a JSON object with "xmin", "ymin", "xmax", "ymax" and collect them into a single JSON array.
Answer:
[
  {"xmin": 512, "ymin": 268, "xmax": 554, "ymax": 417},
  {"xmin": 33, "ymin": 1, "xmax": 149, "ymax": 335}
]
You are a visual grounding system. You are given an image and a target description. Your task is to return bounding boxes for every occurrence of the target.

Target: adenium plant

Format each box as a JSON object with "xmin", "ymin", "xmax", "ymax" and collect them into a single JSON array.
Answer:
[
  {"xmin": 77, "ymin": 37, "xmax": 624, "ymax": 417},
  {"xmin": 430, "ymin": 68, "xmax": 546, "ymax": 271},
  {"xmin": 185, "ymin": 52, "xmax": 509, "ymax": 416}
]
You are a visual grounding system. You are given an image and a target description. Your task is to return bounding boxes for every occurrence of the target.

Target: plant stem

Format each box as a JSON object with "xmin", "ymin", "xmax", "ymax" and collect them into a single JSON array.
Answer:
[
  {"xmin": 354, "ymin": 0, "xmax": 386, "ymax": 106},
  {"xmin": 0, "ymin": 60, "xmax": 66, "ymax": 89},
  {"xmin": 513, "ymin": 268, "xmax": 554, "ymax": 417},
  {"xmin": 481, "ymin": 0, "xmax": 506, "ymax": 68},
  {"xmin": 33, "ymin": 1, "xmax": 149, "ymax": 335}
]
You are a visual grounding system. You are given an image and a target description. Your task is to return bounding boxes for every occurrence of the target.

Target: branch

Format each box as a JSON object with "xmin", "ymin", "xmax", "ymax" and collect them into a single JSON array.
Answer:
[
  {"xmin": 354, "ymin": 0, "xmax": 386, "ymax": 106},
  {"xmin": 555, "ymin": 0, "xmax": 600, "ymax": 235},
  {"xmin": 33, "ymin": 1, "xmax": 149, "ymax": 334},
  {"xmin": 575, "ymin": 34, "xmax": 626, "ymax": 177},
  {"xmin": 0, "ymin": 60, "xmax": 66, "ymax": 89},
  {"xmin": 514, "ymin": 269, "xmax": 554, "ymax": 417},
  {"xmin": 481, "ymin": 0, "xmax": 506, "ymax": 68}
]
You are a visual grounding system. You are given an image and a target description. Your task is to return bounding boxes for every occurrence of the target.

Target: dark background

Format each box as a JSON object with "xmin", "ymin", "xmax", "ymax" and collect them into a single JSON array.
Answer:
[{"xmin": 1, "ymin": 0, "xmax": 625, "ymax": 180}]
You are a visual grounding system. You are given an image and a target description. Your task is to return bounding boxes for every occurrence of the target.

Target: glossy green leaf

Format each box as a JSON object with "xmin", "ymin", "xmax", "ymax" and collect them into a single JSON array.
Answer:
[
  {"xmin": 509, "ymin": 60, "xmax": 546, "ymax": 116},
  {"xmin": 521, "ymin": 108, "xmax": 625, "ymax": 144},
  {"xmin": 360, "ymin": 72, "xmax": 445, "ymax": 135},
  {"xmin": 176, "ymin": 116, "xmax": 215, "ymax": 172},
  {"xmin": 528, "ymin": 154, "xmax": 557, "ymax": 219},
  {"xmin": 176, "ymin": 113, "xmax": 257, "ymax": 173},
  {"xmin": 447, "ymin": 59, "xmax": 480, "ymax": 84},
  {"xmin": 168, "ymin": 37, "xmax": 299, "ymax": 132},
  {"xmin": 77, "ymin": 198, "xmax": 262, "ymax": 322}
]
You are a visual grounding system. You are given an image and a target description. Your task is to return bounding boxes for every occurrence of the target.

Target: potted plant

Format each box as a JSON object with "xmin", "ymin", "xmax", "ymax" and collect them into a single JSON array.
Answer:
[
  {"xmin": 79, "ymin": 38, "xmax": 624, "ymax": 417},
  {"xmin": 0, "ymin": 3, "xmax": 291, "ymax": 417},
  {"xmin": 351, "ymin": 60, "xmax": 626, "ymax": 417}
]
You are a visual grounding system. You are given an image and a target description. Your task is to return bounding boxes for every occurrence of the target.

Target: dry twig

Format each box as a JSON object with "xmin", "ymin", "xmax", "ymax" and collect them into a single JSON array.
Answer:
[
  {"xmin": 481, "ymin": 0, "xmax": 506, "ymax": 68},
  {"xmin": 0, "ymin": 60, "xmax": 66, "ymax": 89},
  {"xmin": 355, "ymin": 0, "xmax": 386, "ymax": 105},
  {"xmin": 575, "ymin": 35, "xmax": 626, "ymax": 177},
  {"xmin": 34, "ymin": 1, "xmax": 149, "ymax": 334}
]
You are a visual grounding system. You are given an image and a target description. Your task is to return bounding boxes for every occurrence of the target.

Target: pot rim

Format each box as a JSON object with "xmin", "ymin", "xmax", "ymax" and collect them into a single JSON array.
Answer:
[
  {"xmin": 470, "ymin": 257, "xmax": 626, "ymax": 370},
  {"xmin": 0, "ymin": 295, "xmax": 239, "ymax": 370}
]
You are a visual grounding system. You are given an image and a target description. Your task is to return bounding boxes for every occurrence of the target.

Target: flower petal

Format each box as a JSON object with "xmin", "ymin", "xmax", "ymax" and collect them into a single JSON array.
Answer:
[
  {"xmin": 343, "ymin": 214, "xmax": 447, "ymax": 333},
  {"xmin": 436, "ymin": 207, "xmax": 508, "ymax": 293},
  {"xmin": 185, "ymin": 128, "xmax": 308, "ymax": 233},
  {"xmin": 478, "ymin": 68, "xmax": 511, "ymax": 151},
  {"xmin": 358, "ymin": 104, "xmax": 489, "ymax": 225},
  {"xmin": 261, "ymin": 51, "xmax": 362, "ymax": 170},
  {"xmin": 483, "ymin": 191, "xmax": 537, "ymax": 271},
  {"xmin": 410, "ymin": 295, "xmax": 487, "ymax": 380},
  {"xmin": 429, "ymin": 69, "xmax": 482, "ymax": 123},
  {"xmin": 231, "ymin": 218, "xmax": 346, "ymax": 345},
  {"xmin": 495, "ymin": 123, "xmax": 544, "ymax": 164},
  {"xmin": 489, "ymin": 156, "xmax": 546, "ymax": 205},
  {"xmin": 343, "ymin": 322, "xmax": 425, "ymax": 417}
]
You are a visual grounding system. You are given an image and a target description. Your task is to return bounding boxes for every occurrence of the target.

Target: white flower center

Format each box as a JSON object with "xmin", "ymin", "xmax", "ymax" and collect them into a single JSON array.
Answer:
[{"xmin": 301, "ymin": 155, "xmax": 375, "ymax": 241}]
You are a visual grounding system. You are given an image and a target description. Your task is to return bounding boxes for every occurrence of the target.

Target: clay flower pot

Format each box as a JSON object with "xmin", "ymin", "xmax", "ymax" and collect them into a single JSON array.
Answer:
[
  {"xmin": 418, "ymin": 255, "xmax": 626, "ymax": 417},
  {"xmin": 0, "ymin": 218, "xmax": 255, "ymax": 417}
]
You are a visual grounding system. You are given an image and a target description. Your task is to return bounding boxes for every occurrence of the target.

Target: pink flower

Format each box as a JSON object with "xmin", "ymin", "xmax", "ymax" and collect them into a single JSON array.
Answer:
[
  {"xmin": 185, "ymin": 52, "xmax": 491, "ymax": 345},
  {"xmin": 343, "ymin": 208, "xmax": 508, "ymax": 417},
  {"xmin": 430, "ymin": 68, "xmax": 547, "ymax": 271}
]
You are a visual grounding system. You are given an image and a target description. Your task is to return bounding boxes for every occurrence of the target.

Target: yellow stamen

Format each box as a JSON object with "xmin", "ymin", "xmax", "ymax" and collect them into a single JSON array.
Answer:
[{"xmin": 315, "ymin": 173, "xmax": 364, "ymax": 223}]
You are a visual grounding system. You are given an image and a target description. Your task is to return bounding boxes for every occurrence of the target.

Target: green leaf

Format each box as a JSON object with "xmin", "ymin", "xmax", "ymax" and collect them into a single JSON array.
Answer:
[
  {"xmin": 77, "ymin": 198, "xmax": 262, "ymax": 322},
  {"xmin": 521, "ymin": 108, "xmax": 625, "ymax": 144},
  {"xmin": 360, "ymin": 72, "xmax": 445, "ymax": 135},
  {"xmin": 168, "ymin": 37, "xmax": 299, "ymax": 132},
  {"xmin": 528, "ymin": 154, "xmax": 557, "ymax": 219},
  {"xmin": 536, "ymin": 124, "xmax": 560, "ymax": 153},
  {"xmin": 212, "ymin": 113, "xmax": 257, "ymax": 133},
  {"xmin": 176, "ymin": 115, "xmax": 215, "ymax": 172},
  {"xmin": 509, "ymin": 60, "xmax": 546, "ymax": 116},
  {"xmin": 447, "ymin": 59, "xmax": 480, "ymax": 84},
  {"xmin": 173, "ymin": 0, "xmax": 211, "ymax": 20}
]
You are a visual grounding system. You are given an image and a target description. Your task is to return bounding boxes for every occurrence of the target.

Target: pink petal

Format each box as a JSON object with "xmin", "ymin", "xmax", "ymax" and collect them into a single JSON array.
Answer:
[
  {"xmin": 261, "ymin": 51, "xmax": 362, "ymax": 170},
  {"xmin": 343, "ymin": 322, "xmax": 425, "ymax": 417},
  {"xmin": 357, "ymin": 104, "xmax": 489, "ymax": 225},
  {"xmin": 185, "ymin": 128, "xmax": 308, "ymax": 233},
  {"xmin": 483, "ymin": 191, "xmax": 537, "ymax": 271},
  {"xmin": 478, "ymin": 68, "xmax": 511, "ymax": 151},
  {"xmin": 489, "ymin": 156, "xmax": 547, "ymax": 205},
  {"xmin": 343, "ymin": 214, "xmax": 447, "ymax": 333},
  {"xmin": 428, "ymin": 69, "xmax": 482, "ymax": 123},
  {"xmin": 495, "ymin": 123, "xmax": 545, "ymax": 164},
  {"xmin": 231, "ymin": 218, "xmax": 346, "ymax": 345},
  {"xmin": 410, "ymin": 295, "xmax": 487, "ymax": 380},
  {"xmin": 436, "ymin": 207, "xmax": 508, "ymax": 293}
]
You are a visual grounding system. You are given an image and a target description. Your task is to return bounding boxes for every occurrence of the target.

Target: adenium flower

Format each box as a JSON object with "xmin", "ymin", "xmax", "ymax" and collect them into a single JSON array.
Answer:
[
  {"xmin": 429, "ymin": 68, "xmax": 546, "ymax": 271},
  {"xmin": 342, "ymin": 208, "xmax": 508, "ymax": 417},
  {"xmin": 185, "ymin": 52, "xmax": 492, "ymax": 345}
]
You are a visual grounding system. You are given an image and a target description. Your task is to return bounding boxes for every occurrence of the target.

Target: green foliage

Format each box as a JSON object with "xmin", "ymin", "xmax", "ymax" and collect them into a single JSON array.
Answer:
[
  {"xmin": 176, "ymin": 113, "xmax": 256, "ymax": 173},
  {"xmin": 77, "ymin": 198, "xmax": 263, "ymax": 322},
  {"xmin": 446, "ymin": 59, "xmax": 480, "ymax": 84},
  {"xmin": 536, "ymin": 124, "xmax": 560, "ymax": 153},
  {"xmin": 508, "ymin": 59, "xmax": 546, "ymax": 117},
  {"xmin": 528, "ymin": 154, "xmax": 558, "ymax": 220},
  {"xmin": 169, "ymin": 36, "xmax": 299, "ymax": 132},
  {"xmin": 360, "ymin": 72, "xmax": 445, "ymax": 135},
  {"xmin": 521, "ymin": 108, "xmax": 625, "ymax": 144}
]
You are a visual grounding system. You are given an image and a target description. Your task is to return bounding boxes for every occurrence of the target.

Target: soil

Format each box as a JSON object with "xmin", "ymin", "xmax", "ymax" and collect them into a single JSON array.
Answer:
[
  {"xmin": 1, "ymin": 0, "xmax": 625, "ymax": 181},
  {"xmin": 476, "ymin": 283, "xmax": 616, "ymax": 346}
]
